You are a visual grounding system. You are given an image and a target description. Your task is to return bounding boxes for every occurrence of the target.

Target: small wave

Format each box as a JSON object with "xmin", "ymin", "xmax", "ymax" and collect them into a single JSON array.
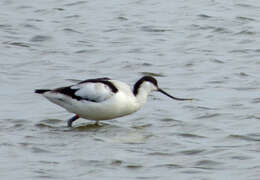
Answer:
[
  {"xmin": 30, "ymin": 35, "xmax": 52, "ymax": 42},
  {"xmin": 226, "ymin": 134, "xmax": 260, "ymax": 142},
  {"xmin": 178, "ymin": 149, "xmax": 205, "ymax": 156},
  {"xmin": 64, "ymin": 15, "xmax": 80, "ymax": 19},
  {"xmin": 111, "ymin": 160, "xmax": 123, "ymax": 166},
  {"xmin": 197, "ymin": 14, "xmax": 212, "ymax": 19},
  {"xmin": 189, "ymin": 24, "xmax": 232, "ymax": 34},
  {"xmin": 31, "ymin": 147, "xmax": 53, "ymax": 154},
  {"xmin": 236, "ymin": 16, "xmax": 256, "ymax": 22},
  {"xmin": 235, "ymin": 30, "xmax": 256, "ymax": 36},
  {"xmin": 177, "ymin": 133, "xmax": 206, "ymax": 139},
  {"xmin": 64, "ymin": 1, "xmax": 87, "ymax": 6},
  {"xmin": 153, "ymin": 163, "xmax": 183, "ymax": 169},
  {"xmin": 140, "ymin": 26, "xmax": 172, "ymax": 33},
  {"xmin": 235, "ymin": 3, "xmax": 256, "ymax": 8},
  {"xmin": 7, "ymin": 42, "xmax": 30, "ymax": 47},
  {"xmin": 140, "ymin": 72, "xmax": 165, "ymax": 77},
  {"xmin": 196, "ymin": 113, "xmax": 221, "ymax": 119},
  {"xmin": 251, "ymin": 98, "xmax": 260, "ymax": 104},
  {"xmin": 126, "ymin": 164, "xmax": 143, "ymax": 169},
  {"xmin": 211, "ymin": 59, "xmax": 225, "ymax": 64},
  {"xmin": 194, "ymin": 159, "xmax": 223, "ymax": 170},
  {"xmin": 63, "ymin": 28, "xmax": 82, "ymax": 34},
  {"xmin": 117, "ymin": 16, "xmax": 128, "ymax": 21}
]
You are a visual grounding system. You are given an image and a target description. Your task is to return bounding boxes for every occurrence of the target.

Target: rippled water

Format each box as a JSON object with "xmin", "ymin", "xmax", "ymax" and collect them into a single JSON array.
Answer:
[{"xmin": 1, "ymin": 0, "xmax": 260, "ymax": 179}]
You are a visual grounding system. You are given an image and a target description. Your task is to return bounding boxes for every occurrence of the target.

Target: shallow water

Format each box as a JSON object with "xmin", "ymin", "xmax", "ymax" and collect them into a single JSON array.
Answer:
[{"xmin": 1, "ymin": 0, "xmax": 260, "ymax": 179}]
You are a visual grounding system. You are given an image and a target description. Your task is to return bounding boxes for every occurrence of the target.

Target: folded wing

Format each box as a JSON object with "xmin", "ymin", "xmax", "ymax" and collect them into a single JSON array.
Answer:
[{"xmin": 53, "ymin": 78, "xmax": 118, "ymax": 102}]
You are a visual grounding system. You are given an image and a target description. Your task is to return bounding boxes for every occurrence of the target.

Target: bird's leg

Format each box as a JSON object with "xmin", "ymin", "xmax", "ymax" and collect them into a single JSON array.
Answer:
[
  {"xmin": 95, "ymin": 120, "xmax": 100, "ymax": 126},
  {"xmin": 67, "ymin": 115, "xmax": 79, "ymax": 127}
]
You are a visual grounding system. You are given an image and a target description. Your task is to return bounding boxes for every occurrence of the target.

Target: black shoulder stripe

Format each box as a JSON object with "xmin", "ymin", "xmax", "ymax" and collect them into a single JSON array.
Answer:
[
  {"xmin": 53, "ymin": 86, "xmax": 98, "ymax": 102},
  {"xmin": 79, "ymin": 77, "xmax": 111, "ymax": 84},
  {"xmin": 53, "ymin": 77, "xmax": 118, "ymax": 102},
  {"xmin": 100, "ymin": 81, "xmax": 118, "ymax": 93},
  {"xmin": 78, "ymin": 77, "xmax": 118, "ymax": 93}
]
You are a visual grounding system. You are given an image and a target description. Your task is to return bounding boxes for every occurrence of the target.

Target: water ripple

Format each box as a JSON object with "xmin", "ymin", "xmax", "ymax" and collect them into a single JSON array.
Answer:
[
  {"xmin": 177, "ymin": 133, "xmax": 206, "ymax": 139},
  {"xmin": 236, "ymin": 16, "xmax": 256, "ymax": 22},
  {"xmin": 30, "ymin": 35, "xmax": 52, "ymax": 42},
  {"xmin": 64, "ymin": 1, "xmax": 87, "ymax": 6},
  {"xmin": 194, "ymin": 160, "xmax": 223, "ymax": 170},
  {"xmin": 140, "ymin": 72, "xmax": 165, "ymax": 77},
  {"xmin": 197, "ymin": 14, "xmax": 212, "ymax": 19},
  {"xmin": 178, "ymin": 149, "xmax": 205, "ymax": 156},
  {"xmin": 140, "ymin": 26, "xmax": 172, "ymax": 33},
  {"xmin": 1, "ymin": 0, "xmax": 260, "ymax": 179},
  {"xmin": 195, "ymin": 113, "xmax": 221, "ymax": 119},
  {"xmin": 5, "ymin": 41, "xmax": 31, "ymax": 48},
  {"xmin": 226, "ymin": 134, "xmax": 260, "ymax": 142}
]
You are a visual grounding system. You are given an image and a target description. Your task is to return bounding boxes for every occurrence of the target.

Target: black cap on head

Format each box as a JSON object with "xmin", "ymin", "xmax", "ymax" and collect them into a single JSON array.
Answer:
[
  {"xmin": 133, "ymin": 76, "xmax": 193, "ymax": 101},
  {"xmin": 133, "ymin": 76, "xmax": 158, "ymax": 95}
]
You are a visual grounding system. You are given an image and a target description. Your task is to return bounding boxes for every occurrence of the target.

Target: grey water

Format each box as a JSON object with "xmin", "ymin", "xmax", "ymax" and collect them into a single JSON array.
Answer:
[{"xmin": 1, "ymin": 0, "xmax": 260, "ymax": 179}]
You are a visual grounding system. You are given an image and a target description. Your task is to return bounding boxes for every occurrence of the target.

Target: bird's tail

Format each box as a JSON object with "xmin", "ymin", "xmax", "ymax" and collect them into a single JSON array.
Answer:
[{"xmin": 35, "ymin": 89, "xmax": 51, "ymax": 94}]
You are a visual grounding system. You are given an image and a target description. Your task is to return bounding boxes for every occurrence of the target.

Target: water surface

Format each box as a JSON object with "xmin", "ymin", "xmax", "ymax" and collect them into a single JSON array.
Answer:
[{"xmin": 1, "ymin": 0, "xmax": 260, "ymax": 179}]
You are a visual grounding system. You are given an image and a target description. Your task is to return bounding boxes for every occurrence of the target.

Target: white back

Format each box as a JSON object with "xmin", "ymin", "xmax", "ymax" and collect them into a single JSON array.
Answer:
[{"xmin": 71, "ymin": 82, "xmax": 114, "ymax": 102}]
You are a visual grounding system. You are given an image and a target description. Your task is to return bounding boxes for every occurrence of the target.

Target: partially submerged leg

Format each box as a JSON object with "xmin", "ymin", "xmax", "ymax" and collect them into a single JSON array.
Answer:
[
  {"xmin": 95, "ymin": 120, "xmax": 100, "ymax": 126},
  {"xmin": 67, "ymin": 115, "xmax": 79, "ymax": 127}
]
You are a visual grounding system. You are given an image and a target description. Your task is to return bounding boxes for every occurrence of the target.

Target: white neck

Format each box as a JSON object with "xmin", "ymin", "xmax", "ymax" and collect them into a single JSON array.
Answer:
[
  {"xmin": 135, "ymin": 88, "xmax": 150, "ymax": 106},
  {"xmin": 134, "ymin": 83, "xmax": 156, "ymax": 106}
]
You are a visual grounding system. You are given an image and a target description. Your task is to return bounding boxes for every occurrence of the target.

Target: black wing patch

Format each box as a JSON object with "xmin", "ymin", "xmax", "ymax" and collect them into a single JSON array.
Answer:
[
  {"xmin": 78, "ymin": 77, "xmax": 118, "ymax": 93},
  {"xmin": 53, "ymin": 86, "xmax": 83, "ymax": 101}
]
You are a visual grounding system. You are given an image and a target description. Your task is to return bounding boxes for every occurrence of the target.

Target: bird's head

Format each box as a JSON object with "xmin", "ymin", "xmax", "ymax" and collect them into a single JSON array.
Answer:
[{"xmin": 134, "ymin": 76, "xmax": 192, "ymax": 101}]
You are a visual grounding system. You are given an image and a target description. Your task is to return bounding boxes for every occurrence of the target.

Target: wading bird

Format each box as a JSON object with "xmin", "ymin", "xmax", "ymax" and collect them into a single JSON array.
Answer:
[{"xmin": 35, "ymin": 76, "xmax": 192, "ymax": 127}]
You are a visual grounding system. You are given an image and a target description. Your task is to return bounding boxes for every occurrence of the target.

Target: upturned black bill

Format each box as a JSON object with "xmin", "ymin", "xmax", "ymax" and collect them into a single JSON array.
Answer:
[{"xmin": 158, "ymin": 88, "xmax": 192, "ymax": 101}]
